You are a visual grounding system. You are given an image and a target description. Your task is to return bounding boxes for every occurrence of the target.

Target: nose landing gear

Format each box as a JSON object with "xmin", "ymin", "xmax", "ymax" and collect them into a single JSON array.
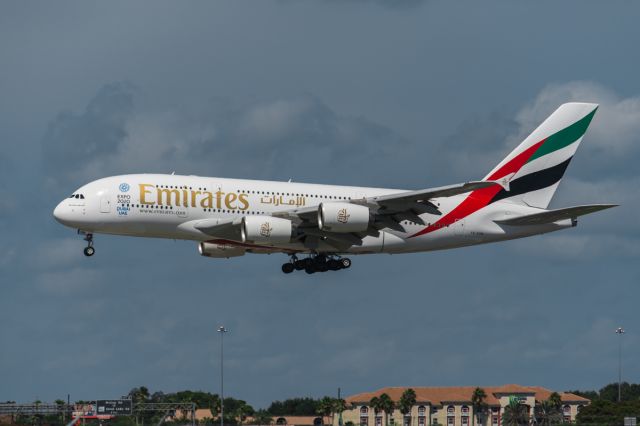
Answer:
[
  {"xmin": 80, "ymin": 231, "xmax": 95, "ymax": 257},
  {"xmin": 281, "ymin": 254, "xmax": 351, "ymax": 274}
]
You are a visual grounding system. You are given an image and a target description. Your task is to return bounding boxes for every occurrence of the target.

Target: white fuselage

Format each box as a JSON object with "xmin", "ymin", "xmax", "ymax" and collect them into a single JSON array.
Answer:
[{"xmin": 53, "ymin": 174, "xmax": 572, "ymax": 256}]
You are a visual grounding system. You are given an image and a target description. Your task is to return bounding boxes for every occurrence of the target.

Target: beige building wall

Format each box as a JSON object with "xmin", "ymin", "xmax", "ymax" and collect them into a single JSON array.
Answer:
[{"xmin": 336, "ymin": 385, "xmax": 589, "ymax": 426}]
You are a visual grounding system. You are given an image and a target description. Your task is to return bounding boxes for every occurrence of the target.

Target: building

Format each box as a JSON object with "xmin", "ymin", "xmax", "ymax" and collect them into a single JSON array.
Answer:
[
  {"xmin": 339, "ymin": 385, "xmax": 589, "ymax": 425},
  {"xmin": 172, "ymin": 409, "xmax": 331, "ymax": 426}
]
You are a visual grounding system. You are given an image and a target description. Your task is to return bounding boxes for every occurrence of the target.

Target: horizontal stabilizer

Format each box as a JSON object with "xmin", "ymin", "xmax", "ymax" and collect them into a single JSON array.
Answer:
[{"xmin": 495, "ymin": 204, "xmax": 617, "ymax": 226}]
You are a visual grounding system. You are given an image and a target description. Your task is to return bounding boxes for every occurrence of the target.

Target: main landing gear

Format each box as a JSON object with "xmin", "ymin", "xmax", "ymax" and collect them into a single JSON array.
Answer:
[
  {"xmin": 79, "ymin": 231, "xmax": 95, "ymax": 257},
  {"xmin": 281, "ymin": 254, "xmax": 351, "ymax": 274}
]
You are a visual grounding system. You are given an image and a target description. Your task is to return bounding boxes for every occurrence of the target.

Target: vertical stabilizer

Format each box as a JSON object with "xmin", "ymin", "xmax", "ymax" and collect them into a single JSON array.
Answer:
[{"xmin": 483, "ymin": 102, "xmax": 598, "ymax": 209}]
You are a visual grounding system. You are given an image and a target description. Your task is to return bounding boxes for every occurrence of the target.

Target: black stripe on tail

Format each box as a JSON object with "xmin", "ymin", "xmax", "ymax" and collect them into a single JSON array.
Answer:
[{"xmin": 490, "ymin": 157, "xmax": 573, "ymax": 204}]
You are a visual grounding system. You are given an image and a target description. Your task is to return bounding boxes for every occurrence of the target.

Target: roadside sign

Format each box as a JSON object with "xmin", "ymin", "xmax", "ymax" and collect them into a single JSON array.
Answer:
[{"xmin": 96, "ymin": 400, "xmax": 132, "ymax": 416}]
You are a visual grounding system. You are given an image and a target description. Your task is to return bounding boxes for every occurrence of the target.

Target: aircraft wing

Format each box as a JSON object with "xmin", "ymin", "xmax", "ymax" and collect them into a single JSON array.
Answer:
[
  {"xmin": 369, "ymin": 181, "xmax": 499, "ymax": 206},
  {"xmin": 494, "ymin": 204, "xmax": 618, "ymax": 226},
  {"xmin": 273, "ymin": 180, "xmax": 501, "ymax": 250}
]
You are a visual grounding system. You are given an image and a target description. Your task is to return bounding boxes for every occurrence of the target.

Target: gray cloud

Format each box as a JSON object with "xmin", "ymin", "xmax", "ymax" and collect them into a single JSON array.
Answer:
[
  {"xmin": 42, "ymin": 82, "xmax": 135, "ymax": 189},
  {"xmin": 42, "ymin": 86, "xmax": 411, "ymax": 190}
]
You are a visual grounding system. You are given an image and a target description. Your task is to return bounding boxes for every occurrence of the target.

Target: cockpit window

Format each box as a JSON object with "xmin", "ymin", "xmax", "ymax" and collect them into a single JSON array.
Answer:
[{"xmin": 69, "ymin": 194, "xmax": 85, "ymax": 199}]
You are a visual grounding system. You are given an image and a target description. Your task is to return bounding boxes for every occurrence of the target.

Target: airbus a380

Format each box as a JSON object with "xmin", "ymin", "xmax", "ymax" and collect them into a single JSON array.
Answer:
[{"xmin": 54, "ymin": 103, "xmax": 616, "ymax": 274}]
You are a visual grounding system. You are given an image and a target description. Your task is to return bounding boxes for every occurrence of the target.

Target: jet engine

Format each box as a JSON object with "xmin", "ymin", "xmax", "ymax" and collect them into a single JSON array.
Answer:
[
  {"xmin": 318, "ymin": 202, "xmax": 370, "ymax": 232},
  {"xmin": 199, "ymin": 242, "xmax": 246, "ymax": 258},
  {"xmin": 241, "ymin": 215, "xmax": 292, "ymax": 245}
]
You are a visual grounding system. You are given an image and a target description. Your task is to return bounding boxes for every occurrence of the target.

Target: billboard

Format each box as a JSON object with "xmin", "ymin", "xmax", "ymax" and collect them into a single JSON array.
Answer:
[{"xmin": 96, "ymin": 400, "xmax": 132, "ymax": 416}]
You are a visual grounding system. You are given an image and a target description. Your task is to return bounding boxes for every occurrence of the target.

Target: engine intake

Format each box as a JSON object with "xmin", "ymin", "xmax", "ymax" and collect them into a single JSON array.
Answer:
[
  {"xmin": 241, "ymin": 215, "xmax": 292, "ymax": 245},
  {"xmin": 199, "ymin": 242, "xmax": 245, "ymax": 258},
  {"xmin": 318, "ymin": 202, "xmax": 370, "ymax": 233}
]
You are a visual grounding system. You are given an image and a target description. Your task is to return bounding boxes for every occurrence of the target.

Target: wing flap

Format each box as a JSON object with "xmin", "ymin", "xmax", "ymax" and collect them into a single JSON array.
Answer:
[{"xmin": 495, "ymin": 204, "xmax": 617, "ymax": 226}]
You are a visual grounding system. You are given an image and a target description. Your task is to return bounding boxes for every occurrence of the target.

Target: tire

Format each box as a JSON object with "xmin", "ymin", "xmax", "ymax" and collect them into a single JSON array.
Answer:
[
  {"xmin": 305, "ymin": 266, "xmax": 315, "ymax": 274},
  {"xmin": 282, "ymin": 263, "xmax": 295, "ymax": 274},
  {"xmin": 340, "ymin": 258, "xmax": 351, "ymax": 268},
  {"xmin": 84, "ymin": 246, "xmax": 95, "ymax": 257},
  {"xmin": 328, "ymin": 259, "xmax": 340, "ymax": 271}
]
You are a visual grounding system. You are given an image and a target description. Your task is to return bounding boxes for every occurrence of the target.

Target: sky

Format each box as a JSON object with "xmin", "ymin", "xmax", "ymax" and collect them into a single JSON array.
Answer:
[{"xmin": 1, "ymin": 0, "xmax": 639, "ymax": 408}]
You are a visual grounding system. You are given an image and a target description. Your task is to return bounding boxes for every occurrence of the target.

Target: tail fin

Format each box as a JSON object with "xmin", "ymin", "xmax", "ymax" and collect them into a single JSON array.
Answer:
[{"xmin": 483, "ymin": 102, "xmax": 598, "ymax": 208}]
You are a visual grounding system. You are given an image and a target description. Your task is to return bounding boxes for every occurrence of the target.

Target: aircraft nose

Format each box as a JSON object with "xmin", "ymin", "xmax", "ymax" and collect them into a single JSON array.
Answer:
[{"xmin": 53, "ymin": 200, "xmax": 72, "ymax": 225}]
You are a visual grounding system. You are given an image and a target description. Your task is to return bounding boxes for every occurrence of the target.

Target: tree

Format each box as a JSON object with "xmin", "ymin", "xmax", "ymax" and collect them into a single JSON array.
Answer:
[
  {"xmin": 317, "ymin": 397, "xmax": 336, "ymax": 426},
  {"xmin": 575, "ymin": 399, "xmax": 640, "ymax": 425},
  {"xmin": 334, "ymin": 398, "xmax": 347, "ymax": 426},
  {"xmin": 129, "ymin": 386, "xmax": 151, "ymax": 403},
  {"xmin": 534, "ymin": 395, "xmax": 562, "ymax": 426},
  {"xmin": 378, "ymin": 394, "xmax": 395, "ymax": 426},
  {"xmin": 548, "ymin": 392, "xmax": 562, "ymax": 409},
  {"xmin": 234, "ymin": 401, "xmax": 253, "ymax": 426},
  {"xmin": 370, "ymin": 397, "xmax": 383, "ymax": 425},
  {"xmin": 268, "ymin": 398, "xmax": 319, "ymax": 416},
  {"xmin": 398, "ymin": 389, "xmax": 416, "ymax": 426},
  {"xmin": 250, "ymin": 409, "xmax": 273, "ymax": 425},
  {"xmin": 470, "ymin": 388, "xmax": 487, "ymax": 426},
  {"xmin": 501, "ymin": 399, "xmax": 528, "ymax": 426}
]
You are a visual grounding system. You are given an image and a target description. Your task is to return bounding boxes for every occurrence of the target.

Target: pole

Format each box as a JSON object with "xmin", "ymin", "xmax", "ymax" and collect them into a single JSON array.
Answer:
[
  {"xmin": 217, "ymin": 326, "xmax": 228, "ymax": 426},
  {"xmin": 615, "ymin": 327, "xmax": 625, "ymax": 402},
  {"xmin": 338, "ymin": 388, "xmax": 342, "ymax": 426}
]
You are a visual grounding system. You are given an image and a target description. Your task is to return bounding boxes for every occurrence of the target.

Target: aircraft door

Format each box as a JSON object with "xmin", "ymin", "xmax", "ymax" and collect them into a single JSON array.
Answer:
[{"xmin": 100, "ymin": 194, "xmax": 112, "ymax": 213}]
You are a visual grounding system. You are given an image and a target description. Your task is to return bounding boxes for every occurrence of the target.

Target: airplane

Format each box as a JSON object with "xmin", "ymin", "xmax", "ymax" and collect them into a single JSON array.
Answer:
[{"xmin": 53, "ymin": 102, "xmax": 616, "ymax": 274}]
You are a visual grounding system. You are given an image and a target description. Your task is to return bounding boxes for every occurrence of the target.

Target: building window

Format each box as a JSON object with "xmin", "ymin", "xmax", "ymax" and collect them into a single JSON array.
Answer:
[
  {"xmin": 360, "ymin": 418, "xmax": 368, "ymax": 426},
  {"xmin": 403, "ymin": 417, "xmax": 410, "ymax": 426},
  {"xmin": 418, "ymin": 417, "xmax": 425, "ymax": 426},
  {"xmin": 461, "ymin": 406, "xmax": 469, "ymax": 415},
  {"xmin": 447, "ymin": 406, "xmax": 455, "ymax": 415},
  {"xmin": 418, "ymin": 406, "xmax": 426, "ymax": 417},
  {"xmin": 461, "ymin": 417, "xmax": 469, "ymax": 425},
  {"xmin": 376, "ymin": 417, "xmax": 382, "ymax": 426},
  {"xmin": 563, "ymin": 405, "xmax": 570, "ymax": 415},
  {"xmin": 447, "ymin": 417, "xmax": 454, "ymax": 426},
  {"xmin": 361, "ymin": 407, "xmax": 369, "ymax": 416},
  {"xmin": 492, "ymin": 416, "xmax": 498, "ymax": 425}
]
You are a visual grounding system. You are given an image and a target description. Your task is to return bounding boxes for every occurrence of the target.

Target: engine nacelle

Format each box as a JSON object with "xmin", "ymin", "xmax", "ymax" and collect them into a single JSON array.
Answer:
[
  {"xmin": 318, "ymin": 202, "xmax": 370, "ymax": 233},
  {"xmin": 241, "ymin": 215, "xmax": 292, "ymax": 245},
  {"xmin": 199, "ymin": 242, "xmax": 246, "ymax": 258}
]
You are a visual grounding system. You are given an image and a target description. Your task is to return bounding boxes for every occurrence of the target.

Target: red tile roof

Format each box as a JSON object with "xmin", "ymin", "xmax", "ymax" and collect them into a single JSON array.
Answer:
[{"xmin": 345, "ymin": 385, "xmax": 589, "ymax": 406}]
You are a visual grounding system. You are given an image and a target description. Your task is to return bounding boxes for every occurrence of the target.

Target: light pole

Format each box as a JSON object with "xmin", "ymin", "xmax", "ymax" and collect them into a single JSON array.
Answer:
[
  {"xmin": 217, "ymin": 326, "xmax": 228, "ymax": 426},
  {"xmin": 615, "ymin": 327, "xmax": 625, "ymax": 402}
]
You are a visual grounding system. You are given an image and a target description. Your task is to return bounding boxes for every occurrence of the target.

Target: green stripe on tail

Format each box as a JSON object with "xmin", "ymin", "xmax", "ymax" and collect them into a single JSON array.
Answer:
[{"xmin": 527, "ymin": 107, "xmax": 597, "ymax": 164}]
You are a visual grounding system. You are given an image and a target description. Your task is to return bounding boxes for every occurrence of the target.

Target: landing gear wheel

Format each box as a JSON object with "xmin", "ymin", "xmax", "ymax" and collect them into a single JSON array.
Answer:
[
  {"xmin": 81, "ymin": 232, "xmax": 95, "ymax": 257},
  {"xmin": 340, "ymin": 258, "xmax": 352, "ymax": 269},
  {"xmin": 282, "ymin": 263, "xmax": 294, "ymax": 274},
  {"xmin": 328, "ymin": 259, "xmax": 340, "ymax": 271}
]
